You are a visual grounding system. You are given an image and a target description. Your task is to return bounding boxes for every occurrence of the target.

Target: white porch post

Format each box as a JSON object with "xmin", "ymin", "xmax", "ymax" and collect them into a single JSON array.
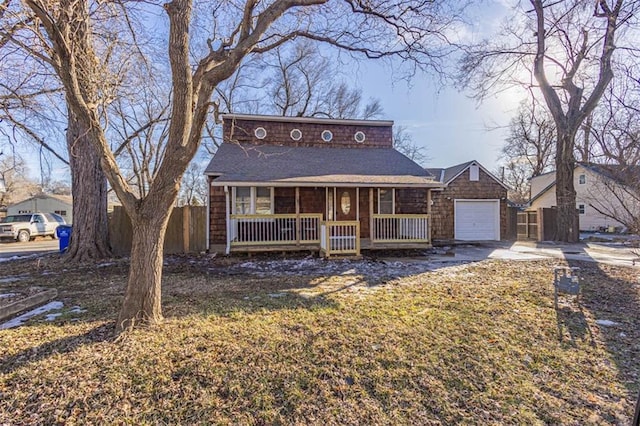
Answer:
[
  {"xmin": 295, "ymin": 187, "xmax": 300, "ymax": 245},
  {"xmin": 225, "ymin": 186, "xmax": 231, "ymax": 255},
  {"xmin": 369, "ymin": 188, "xmax": 374, "ymax": 245}
]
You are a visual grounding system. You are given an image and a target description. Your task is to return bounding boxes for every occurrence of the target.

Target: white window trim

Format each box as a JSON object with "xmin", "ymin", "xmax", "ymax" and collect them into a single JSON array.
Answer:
[
  {"xmin": 377, "ymin": 188, "xmax": 395, "ymax": 214},
  {"xmin": 469, "ymin": 164, "xmax": 480, "ymax": 181},
  {"xmin": 232, "ymin": 187, "xmax": 274, "ymax": 214},
  {"xmin": 578, "ymin": 204, "xmax": 586, "ymax": 214},
  {"xmin": 578, "ymin": 174, "xmax": 586, "ymax": 184}
]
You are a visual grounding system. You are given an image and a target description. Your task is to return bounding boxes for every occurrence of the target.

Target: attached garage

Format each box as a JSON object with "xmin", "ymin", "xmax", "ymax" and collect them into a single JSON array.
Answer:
[
  {"xmin": 427, "ymin": 160, "xmax": 508, "ymax": 242},
  {"xmin": 454, "ymin": 199, "xmax": 500, "ymax": 240}
]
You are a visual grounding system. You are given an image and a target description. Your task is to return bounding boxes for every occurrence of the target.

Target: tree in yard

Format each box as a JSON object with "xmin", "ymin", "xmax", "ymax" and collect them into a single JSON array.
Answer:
[
  {"xmin": 461, "ymin": 0, "xmax": 639, "ymax": 242},
  {"xmin": 0, "ymin": 4, "xmax": 120, "ymax": 261},
  {"xmin": 20, "ymin": 0, "xmax": 465, "ymax": 333},
  {"xmin": 499, "ymin": 97, "xmax": 555, "ymax": 201}
]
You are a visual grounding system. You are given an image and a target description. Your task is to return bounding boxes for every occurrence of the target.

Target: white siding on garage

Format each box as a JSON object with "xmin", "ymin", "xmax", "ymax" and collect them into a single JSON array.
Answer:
[{"xmin": 454, "ymin": 199, "xmax": 500, "ymax": 241}]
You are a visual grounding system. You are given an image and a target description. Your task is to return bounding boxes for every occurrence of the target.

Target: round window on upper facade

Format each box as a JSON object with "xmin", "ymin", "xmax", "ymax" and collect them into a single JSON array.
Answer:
[
  {"xmin": 321, "ymin": 130, "xmax": 333, "ymax": 142},
  {"xmin": 290, "ymin": 128, "xmax": 303, "ymax": 141},
  {"xmin": 354, "ymin": 131, "xmax": 366, "ymax": 143},
  {"xmin": 254, "ymin": 127, "xmax": 267, "ymax": 139}
]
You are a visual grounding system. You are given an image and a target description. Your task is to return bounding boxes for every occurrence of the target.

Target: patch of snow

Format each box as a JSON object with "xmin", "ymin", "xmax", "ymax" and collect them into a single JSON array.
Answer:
[
  {"xmin": 595, "ymin": 319, "xmax": 620, "ymax": 327},
  {"xmin": 0, "ymin": 293, "xmax": 18, "ymax": 299},
  {"xmin": 96, "ymin": 262, "xmax": 115, "ymax": 268},
  {"xmin": 0, "ymin": 301, "xmax": 64, "ymax": 330},
  {"xmin": 69, "ymin": 306, "xmax": 87, "ymax": 314},
  {"xmin": 0, "ymin": 253, "xmax": 41, "ymax": 263},
  {"xmin": 44, "ymin": 312, "xmax": 63, "ymax": 321},
  {"xmin": 0, "ymin": 277, "xmax": 22, "ymax": 283},
  {"xmin": 268, "ymin": 293, "xmax": 287, "ymax": 298}
]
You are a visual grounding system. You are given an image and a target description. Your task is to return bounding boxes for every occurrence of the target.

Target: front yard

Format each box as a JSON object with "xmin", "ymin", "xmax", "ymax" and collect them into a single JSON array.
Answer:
[{"xmin": 0, "ymin": 254, "xmax": 638, "ymax": 424}]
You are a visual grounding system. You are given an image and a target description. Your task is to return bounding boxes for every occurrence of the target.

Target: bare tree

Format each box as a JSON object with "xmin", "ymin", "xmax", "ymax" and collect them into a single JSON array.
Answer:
[
  {"xmin": 0, "ymin": 2, "xmax": 130, "ymax": 260},
  {"xmin": 588, "ymin": 78, "xmax": 640, "ymax": 166},
  {"xmin": 20, "ymin": 0, "xmax": 465, "ymax": 333},
  {"xmin": 178, "ymin": 162, "xmax": 208, "ymax": 206},
  {"xmin": 503, "ymin": 99, "xmax": 555, "ymax": 177},
  {"xmin": 393, "ymin": 125, "xmax": 428, "ymax": 165},
  {"xmin": 259, "ymin": 42, "xmax": 386, "ymax": 119},
  {"xmin": 499, "ymin": 98, "xmax": 555, "ymax": 201},
  {"xmin": 461, "ymin": 0, "xmax": 639, "ymax": 242},
  {"xmin": 0, "ymin": 152, "xmax": 38, "ymax": 207}
]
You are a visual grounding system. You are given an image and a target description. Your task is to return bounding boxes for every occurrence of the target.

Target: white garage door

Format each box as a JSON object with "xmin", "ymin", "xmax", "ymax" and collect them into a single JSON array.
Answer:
[{"xmin": 454, "ymin": 200, "xmax": 500, "ymax": 241}]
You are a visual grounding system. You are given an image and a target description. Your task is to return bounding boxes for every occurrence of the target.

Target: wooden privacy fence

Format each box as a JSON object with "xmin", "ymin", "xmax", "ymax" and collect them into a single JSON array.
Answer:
[
  {"xmin": 517, "ymin": 208, "xmax": 578, "ymax": 241},
  {"xmin": 517, "ymin": 210, "xmax": 538, "ymax": 240},
  {"xmin": 109, "ymin": 205, "xmax": 207, "ymax": 255}
]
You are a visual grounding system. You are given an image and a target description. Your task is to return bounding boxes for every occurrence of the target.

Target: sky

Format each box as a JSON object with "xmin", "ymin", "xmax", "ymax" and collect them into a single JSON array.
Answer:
[
  {"xmin": 353, "ymin": 0, "xmax": 524, "ymax": 172},
  {"xmin": 8, "ymin": 0, "xmax": 524, "ymax": 182},
  {"xmin": 357, "ymin": 63, "xmax": 525, "ymax": 171}
]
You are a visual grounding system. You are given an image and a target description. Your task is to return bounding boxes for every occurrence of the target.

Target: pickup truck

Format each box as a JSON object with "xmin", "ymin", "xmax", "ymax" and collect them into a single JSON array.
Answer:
[{"xmin": 0, "ymin": 213, "xmax": 66, "ymax": 242}]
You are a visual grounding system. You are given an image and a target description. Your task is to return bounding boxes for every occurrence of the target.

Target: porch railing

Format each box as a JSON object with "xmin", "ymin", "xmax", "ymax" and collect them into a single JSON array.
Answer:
[
  {"xmin": 372, "ymin": 214, "xmax": 430, "ymax": 243},
  {"xmin": 229, "ymin": 214, "xmax": 322, "ymax": 246},
  {"xmin": 320, "ymin": 221, "xmax": 360, "ymax": 257}
]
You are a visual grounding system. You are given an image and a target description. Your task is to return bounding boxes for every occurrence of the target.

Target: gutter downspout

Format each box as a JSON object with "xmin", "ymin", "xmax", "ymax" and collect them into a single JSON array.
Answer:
[
  {"xmin": 205, "ymin": 178, "xmax": 210, "ymax": 252},
  {"xmin": 225, "ymin": 185, "xmax": 230, "ymax": 255}
]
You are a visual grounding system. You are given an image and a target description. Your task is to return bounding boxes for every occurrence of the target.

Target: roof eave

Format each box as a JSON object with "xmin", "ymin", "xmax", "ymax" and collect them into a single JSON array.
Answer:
[
  {"xmin": 221, "ymin": 113, "xmax": 394, "ymax": 127},
  {"xmin": 210, "ymin": 180, "xmax": 444, "ymax": 188}
]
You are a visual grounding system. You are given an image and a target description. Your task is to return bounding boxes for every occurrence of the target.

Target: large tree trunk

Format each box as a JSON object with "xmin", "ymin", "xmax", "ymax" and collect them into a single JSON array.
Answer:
[
  {"xmin": 115, "ymin": 209, "xmax": 172, "ymax": 333},
  {"xmin": 555, "ymin": 132, "xmax": 579, "ymax": 242},
  {"xmin": 65, "ymin": 110, "xmax": 112, "ymax": 261}
]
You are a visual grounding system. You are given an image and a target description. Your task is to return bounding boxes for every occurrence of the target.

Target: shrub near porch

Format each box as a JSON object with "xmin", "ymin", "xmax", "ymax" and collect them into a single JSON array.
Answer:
[{"xmin": 0, "ymin": 257, "xmax": 637, "ymax": 424}]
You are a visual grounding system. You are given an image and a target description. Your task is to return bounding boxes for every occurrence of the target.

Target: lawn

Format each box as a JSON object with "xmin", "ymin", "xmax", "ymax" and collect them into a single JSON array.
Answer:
[{"xmin": 0, "ymin": 254, "xmax": 638, "ymax": 424}]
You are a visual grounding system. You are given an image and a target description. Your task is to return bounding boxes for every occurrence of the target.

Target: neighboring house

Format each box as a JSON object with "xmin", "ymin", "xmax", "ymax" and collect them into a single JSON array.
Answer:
[
  {"xmin": 7, "ymin": 194, "xmax": 73, "ymax": 224},
  {"xmin": 204, "ymin": 114, "xmax": 443, "ymax": 256},
  {"xmin": 427, "ymin": 161, "xmax": 509, "ymax": 241},
  {"xmin": 529, "ymin": 162, "xmax": 639, "ymax": 232}
]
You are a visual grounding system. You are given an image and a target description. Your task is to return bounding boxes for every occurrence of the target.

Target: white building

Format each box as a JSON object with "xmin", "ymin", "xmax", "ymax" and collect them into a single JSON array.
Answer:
[
  {"xmin": 8, "ymin": 194, "xmax": 73, "ymax": 224},
  {"xmin": 529, "ymin": 163, "xmax": 638, "ymax": 232}
]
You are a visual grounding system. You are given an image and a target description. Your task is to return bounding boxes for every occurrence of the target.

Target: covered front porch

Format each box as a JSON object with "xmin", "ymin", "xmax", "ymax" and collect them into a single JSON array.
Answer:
[{"xmin": 221, "ymin": 186, "xmax": 433, "ymax": 257}]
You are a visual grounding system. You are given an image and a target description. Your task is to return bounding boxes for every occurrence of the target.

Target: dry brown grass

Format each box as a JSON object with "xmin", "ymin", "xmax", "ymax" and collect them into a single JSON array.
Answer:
[{"xmin": 0, "ymin": 255, "xmax": 638, "ymax": 425}]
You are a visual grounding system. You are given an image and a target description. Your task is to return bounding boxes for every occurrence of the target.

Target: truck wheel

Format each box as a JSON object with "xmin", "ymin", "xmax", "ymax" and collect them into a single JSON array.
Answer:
[{"xmin": 17, "ymin": 230, "xmax": 30, "ymax": 243}]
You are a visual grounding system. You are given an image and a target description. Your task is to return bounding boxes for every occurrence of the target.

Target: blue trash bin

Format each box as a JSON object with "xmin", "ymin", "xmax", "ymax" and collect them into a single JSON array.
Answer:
[{"xmin": 56, "ymin": 225, "xmax": 73, "ymax": 253}]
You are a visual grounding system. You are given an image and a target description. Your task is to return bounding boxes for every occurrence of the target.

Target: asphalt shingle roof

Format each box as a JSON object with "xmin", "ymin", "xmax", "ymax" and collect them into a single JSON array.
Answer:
[{"xmin": 205, "ymin": 143, "xmax": 440, "ymax": 186}]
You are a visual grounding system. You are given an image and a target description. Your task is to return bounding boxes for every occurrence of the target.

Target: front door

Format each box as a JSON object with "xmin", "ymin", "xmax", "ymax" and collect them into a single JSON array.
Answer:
[{"xmin": 335, "ymin": 188, "xmax": 357, "ymax": 221}]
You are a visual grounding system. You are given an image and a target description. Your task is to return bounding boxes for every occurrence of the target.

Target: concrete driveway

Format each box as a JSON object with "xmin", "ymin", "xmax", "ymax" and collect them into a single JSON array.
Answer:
[
  {"xmin": 0, "ymin": 238, "xmax": 59, "ymax": 259},
  {"xmin": 427, "ymin": 240, "xmax": 640, "ymax": 268}
]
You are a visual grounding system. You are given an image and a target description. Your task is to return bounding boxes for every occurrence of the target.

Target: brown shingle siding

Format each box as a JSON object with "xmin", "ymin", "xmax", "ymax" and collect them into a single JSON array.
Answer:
[
  {"xmin": 209, "ymin": 181, "xmax": 227, "ymax": 245},
  {"xmin": 431, "ymin": 168, "xmax": 507, "ymax": 240},
  {"xmin": 224, "ymin": 118, "xmax": 392, "ymax": 149}
]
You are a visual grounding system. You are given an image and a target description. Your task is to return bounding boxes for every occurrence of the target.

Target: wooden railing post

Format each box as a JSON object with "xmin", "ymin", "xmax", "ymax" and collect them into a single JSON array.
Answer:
[{"xmin": 183, "ymin": 206, "xmax": 190, "ymax": 253}]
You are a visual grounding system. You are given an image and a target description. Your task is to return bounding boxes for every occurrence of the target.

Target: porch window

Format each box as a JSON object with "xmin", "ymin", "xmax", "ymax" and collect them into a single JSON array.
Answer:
[
  {"xmin": 378, "ymin": 189, "xmax": 394, "ymax": 214},
  {"xmin": 233, "ymin": 187, "xmax": 273, "ymax": 214},
  {"xmin": 255, "ymin": 187, "xmax": 272, "ymax": 214},
  {"xmin": 578, "ymin": 204, "xmax": 585, "ymax": 215},
  {"xmin": 579, "ymin": 174, "xmax": 586, "ymax": 184}
]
